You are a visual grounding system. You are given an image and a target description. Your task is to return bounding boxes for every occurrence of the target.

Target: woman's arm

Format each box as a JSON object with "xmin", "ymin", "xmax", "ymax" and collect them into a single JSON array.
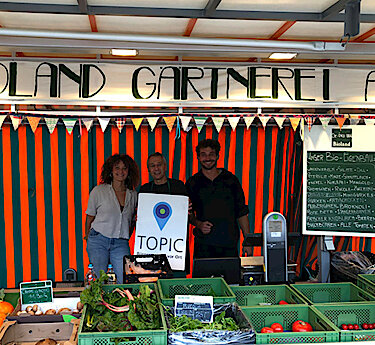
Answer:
[{"xmin": 84, "ymin": 215, "xmax": 95, "ymax": 240}]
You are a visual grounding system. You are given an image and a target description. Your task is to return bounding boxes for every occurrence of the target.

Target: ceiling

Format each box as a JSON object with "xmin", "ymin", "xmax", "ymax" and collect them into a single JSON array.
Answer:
[{"xmin": 0, "ymin": 0, "xmax": 374, "ymax": 63}]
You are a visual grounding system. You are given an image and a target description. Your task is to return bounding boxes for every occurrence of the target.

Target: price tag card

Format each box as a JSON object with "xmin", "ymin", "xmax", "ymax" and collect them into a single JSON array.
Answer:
[
  {"xmin": 174, "ymin": 295, "xmax": 213, "ymax": 323},
  {"xmin": 20, "ymin": 280, "xmax": 53, "ymax": 305}
]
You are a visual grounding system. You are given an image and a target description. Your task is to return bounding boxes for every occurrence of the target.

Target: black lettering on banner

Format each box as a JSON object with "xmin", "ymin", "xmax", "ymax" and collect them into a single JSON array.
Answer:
[
  {"xmin": 294, "ymin": 68, "xmax": 315, "ymax": 101},
  {"xmin": 9, "ymin": 62, "xmax": 32, "ymax": 97},
  {"xmin": 81, "ymin": 64, "xmax": 106, "ymax": 98},
  {"xmin": 132, "ymin": 67, "xmax": 156, "ymax": 99},
  {"xmin": 173, "ymin": 239, "xmax": 183, "ymax": 253},
  {"xmin": 146, "ymin": 236, "xmax": 158, "ymax": 250},
  {"xmin": 271, "ymin": 68, "xmax": 294, "ymax": 99},
  {"xmin": 58, "ymin": 64, "xmax": 81, "ymax": 97},
  {"xmin": 227, "ymin": 68, "xmax": 250, "ymax": 98},
  {"xmin": 204, "ymin": 67, "xmax": 225, "ymax": 99},
  {"xmin": 157, "ymin": 66, "xmax": 180, "ymax": 99},
  {"xmin": 365, "ymin": 70, "xmax": 375, "ymax": 101},
  {"xmin": 181, "ymin": 67, "xmax": 204, "ymax": 100},
  {"xmin": 250, "ymin": 67, "xmax": 271, "ymax": 98},
  {"xmin": 34, "ymin": 62, "xmax": 58, "ymax": 97},
  {"xmin": 0, "ymin": 63, "xmax": 9, "ymax": 94}
]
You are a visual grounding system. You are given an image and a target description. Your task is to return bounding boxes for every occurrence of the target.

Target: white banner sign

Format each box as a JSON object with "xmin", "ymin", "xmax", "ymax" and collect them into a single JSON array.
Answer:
[
  {"xmin": 3, "ymin": 61, "xmax": 375, "ymax": 106},
  {"xmin": 135, "ymin": 193, "xmax": 189, "ymax": 271}
]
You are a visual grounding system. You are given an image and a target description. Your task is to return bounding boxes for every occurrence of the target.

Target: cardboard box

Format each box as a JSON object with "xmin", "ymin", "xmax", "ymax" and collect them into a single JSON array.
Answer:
[
  {"xmin": 241, "ymin": 256, "xmax": 264, "ymax": 267},
  {"xmin": 0, "ymin": 319, "xmax": 80, "ymax": 345},
  {"xmin": 9, "ymin": 294, "xmax": 82, "ymax": 323}
]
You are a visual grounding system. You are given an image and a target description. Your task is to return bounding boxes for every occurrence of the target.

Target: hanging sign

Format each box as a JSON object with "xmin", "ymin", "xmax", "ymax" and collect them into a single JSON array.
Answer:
[
  {"xmin": 135, "ymin": 193, "xmax": 189, "ymax": 270},
  {"xmin": 3, "ymin": 61, "xmax": 375, "ymax": 106}
]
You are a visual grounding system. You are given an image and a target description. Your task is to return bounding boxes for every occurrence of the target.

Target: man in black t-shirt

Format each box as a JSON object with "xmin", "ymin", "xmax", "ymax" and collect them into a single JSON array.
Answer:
[
  {"xmin": 139, "ymin": 152, "xmax": 189, "ymax": 275},
  {"xmin": 186, "ymin": 139, "xmax": 251, "ymax": 259},
  {"xmin": 139, "ymin": 152, "xmax": 187, "ymax": 195}
]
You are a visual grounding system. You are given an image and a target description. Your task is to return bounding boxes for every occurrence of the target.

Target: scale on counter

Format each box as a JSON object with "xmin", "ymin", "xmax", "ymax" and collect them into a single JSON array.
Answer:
[{"xmin": 263, "ymin": 212, "xmax": 288, "ymax": 283}]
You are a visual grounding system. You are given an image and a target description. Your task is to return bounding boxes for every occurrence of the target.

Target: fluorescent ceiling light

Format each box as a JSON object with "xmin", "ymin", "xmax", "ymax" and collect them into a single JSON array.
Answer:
[
  {"xmin": 111, "ymin": 49, "xmax": 138, "ymax": 56},
  {"xmin": 269, "ymin": 52, "xmax": 297, "ymax": 60}
]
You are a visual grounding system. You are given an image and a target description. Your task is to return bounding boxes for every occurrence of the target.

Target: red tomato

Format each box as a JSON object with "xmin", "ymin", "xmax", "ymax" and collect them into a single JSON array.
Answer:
[
  {"xmin": 341, "ymin": 324, "xmax": 348, "ymax": 330},
  {"xmin": 271, "ymin": 323, "xmax": 284, "ymax": 332},
  {"xmin": 261, "ymin": 327, "xmax": 274, "ymax": 333},
  {"xmin": 292, "ymin": 320, "xmax": 313, "ymax": 332},
  {"xmin": 348, "ymin": 324, "xmax": 354, "ymax": 330},
  {"xmin": 353, "ymin": 324, "xmax": 360, "ymax": 330},
  {"xmin": 362, "ymin": 323, "xmax": 369, "ymax": 330},
  {"xmin": 369, "ymin": 324, "xmax": 374, "ymax": 330},
  {"xmin": 278, "ymin": 300, "xmax": 289, "ymax": 305}
]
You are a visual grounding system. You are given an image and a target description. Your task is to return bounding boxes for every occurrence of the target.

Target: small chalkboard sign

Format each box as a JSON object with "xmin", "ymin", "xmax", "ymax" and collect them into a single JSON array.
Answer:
[
  {"xmin": 20, "ymin": 280, "xmax": 53, "ymax": 305},
  {"xmin": 175, "ymin": 295, "xmax": 213, "ymax": 323}
]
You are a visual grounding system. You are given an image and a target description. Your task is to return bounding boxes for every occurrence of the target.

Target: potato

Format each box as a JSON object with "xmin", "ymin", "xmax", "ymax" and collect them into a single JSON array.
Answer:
[
  {"xmin": 76, "ymin": 301, "xmax": 83, "ymax": 310},
  {"xmin": 35, "ymin": 338, "xmax": 57, "ymax": 345},
  {"xmin": 32, "ymin": 304, "xmax": 39, "ymax": 312},
  {"xmin": 57, "ymin": 308, "xmax": 71, "ymax": 315},
  {"xmin": 45, "ymin": 309, "xmax": 56, "ymax": 315},
  {"xmin": 25, "ymin": 306, "xmax": 33, "ymax": 312}
]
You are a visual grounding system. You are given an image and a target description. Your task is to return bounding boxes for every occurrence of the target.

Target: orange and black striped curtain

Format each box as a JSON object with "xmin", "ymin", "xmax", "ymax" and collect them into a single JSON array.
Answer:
[{"xmin": 0, "ymin": 121, "xmax": 370, "ymax": 288}]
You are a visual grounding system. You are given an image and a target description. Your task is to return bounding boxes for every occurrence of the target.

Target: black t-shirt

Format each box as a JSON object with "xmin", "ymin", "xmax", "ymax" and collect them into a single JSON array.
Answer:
[
  {"xmin": 185, "ymin": 169, "xmax": 248, "ymax": 248},
  {"xmin": 139, "ymin": 178, "xmax": 187, "ymax": 196}
]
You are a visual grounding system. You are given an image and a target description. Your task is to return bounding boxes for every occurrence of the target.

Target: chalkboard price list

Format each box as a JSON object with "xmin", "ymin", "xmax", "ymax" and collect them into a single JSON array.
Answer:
[{"xmin": 306, "ymin": 151, "xmax": 375, "ymax": 233}]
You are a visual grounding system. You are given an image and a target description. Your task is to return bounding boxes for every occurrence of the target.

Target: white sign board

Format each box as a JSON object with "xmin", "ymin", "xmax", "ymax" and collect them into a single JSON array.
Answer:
[
  {"xmin": 175, "ymin": 295, "xmax": 214, "ymax": 323},
  {"xmin": 135, "ymin": 193, "xmax": 189, "ymax": 270}
]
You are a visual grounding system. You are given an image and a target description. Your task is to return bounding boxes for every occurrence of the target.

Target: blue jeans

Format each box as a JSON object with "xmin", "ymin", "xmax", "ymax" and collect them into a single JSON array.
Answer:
[{"xmin": 86, "ymin": 229, "xmax": 130, "ymax": 284}]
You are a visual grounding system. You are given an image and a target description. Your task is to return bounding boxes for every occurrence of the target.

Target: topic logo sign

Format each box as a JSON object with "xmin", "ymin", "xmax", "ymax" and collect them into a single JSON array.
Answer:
[
  {"xmin": 153, "ymin": 202, "xmax": 172, "ymax": 230},
  {"xmin": 135, "ymin": 193, "xmax": 189, "ymax": 271}
]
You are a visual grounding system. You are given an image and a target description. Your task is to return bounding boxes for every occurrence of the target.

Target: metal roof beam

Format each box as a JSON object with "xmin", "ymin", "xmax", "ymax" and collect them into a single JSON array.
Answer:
[
  {"xmin": 204, "ymin": 0, "xmax": 222, "ymax": 17},
  {"xmin": 77, "ymin": 0, "xmax": 88, "ymax": 14},
  {"xmin": 322, "ymin": 0, "xmax": 352, "ymax": 20},
  {"xmin": 0, "ymin": 2, "xmax": 374, "ymax": 22}
]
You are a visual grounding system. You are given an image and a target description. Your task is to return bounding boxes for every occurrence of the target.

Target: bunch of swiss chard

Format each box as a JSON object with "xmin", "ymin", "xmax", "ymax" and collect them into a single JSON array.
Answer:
[
  {"xmin": 168, "ymin": 310, "xmax": 239, "ymax": 332},
  {"xmin": 80, "ymin": 270, "xmax": 161, "ymax": 332}
]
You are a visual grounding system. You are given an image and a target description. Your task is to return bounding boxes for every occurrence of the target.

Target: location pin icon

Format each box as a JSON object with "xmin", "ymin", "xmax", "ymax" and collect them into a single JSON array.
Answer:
[{"xmin": 153, "ymin": 202, "xmax": 172, "ymax": 231}]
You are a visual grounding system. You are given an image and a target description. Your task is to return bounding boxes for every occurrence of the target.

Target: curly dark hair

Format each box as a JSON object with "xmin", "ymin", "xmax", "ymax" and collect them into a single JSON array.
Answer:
[
  {"xmin": 100, "ymin": 154, "xmax": 139, "ymax": 190},
  {"xmin": 195, "ymin": 139, "xmax": 221, "ymax": 156}
]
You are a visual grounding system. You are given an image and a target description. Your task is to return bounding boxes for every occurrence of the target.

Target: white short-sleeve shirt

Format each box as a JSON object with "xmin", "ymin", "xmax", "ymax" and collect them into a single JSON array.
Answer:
[{"xmin": 86, "ymin": 184, "xmax": 138, "ymax": 239}]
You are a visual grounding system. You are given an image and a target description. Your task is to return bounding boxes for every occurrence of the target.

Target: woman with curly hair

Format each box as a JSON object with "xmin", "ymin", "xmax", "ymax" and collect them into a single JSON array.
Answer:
[{"xmin": 85, "ymin": 154, "xmax": 139, "ymax": 283}]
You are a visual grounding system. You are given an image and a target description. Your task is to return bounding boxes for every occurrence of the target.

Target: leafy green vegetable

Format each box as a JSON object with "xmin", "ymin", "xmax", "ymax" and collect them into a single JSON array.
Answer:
[
  {"xmin": 80, "ymin": 271, "xmax": 161, "ymax": 332},
  {"xmin": 168, "ymin": 311, "xmax": 239, "ymax": 332}
]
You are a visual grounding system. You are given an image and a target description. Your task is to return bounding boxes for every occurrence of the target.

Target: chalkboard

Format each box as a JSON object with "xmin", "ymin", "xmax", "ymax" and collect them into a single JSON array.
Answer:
[
  {"xmin": 305, "ymin": 151, "xmax": 375, "ymax": 236},
  {"xmin": 20, "ymin": 280, "xmax": 53, "ymax": 305}
]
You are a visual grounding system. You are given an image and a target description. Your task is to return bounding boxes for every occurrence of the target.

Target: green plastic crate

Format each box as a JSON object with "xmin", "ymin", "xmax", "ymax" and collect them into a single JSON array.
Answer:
[
  {"xmin": 315, "ymin": 303, "xmax": 375, "ymax": 342},
  {"xmin": 358, "ymin": 274, "xmax": 375, "ymax": 297},
  {"xmin": 291, "ymin": 282, "xmax": 375, "ymax": 305},
  {"xmin": 157, "ymin": 277, "xmax": 236, "ymax": 307},
  {"xmin": 230, "ymin": 284, "xmax": 307, "ymax": 307},
  {"xmin": 241, "ymin": 304, "xmax": 339, "ymax": 344},
  {"xmin": 4, "ymin": 291, "xmax": 20, "ymax": 309},
  {"xmin": 78, "ymin": 283, "xmax": 167, "ymax": 345}
]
